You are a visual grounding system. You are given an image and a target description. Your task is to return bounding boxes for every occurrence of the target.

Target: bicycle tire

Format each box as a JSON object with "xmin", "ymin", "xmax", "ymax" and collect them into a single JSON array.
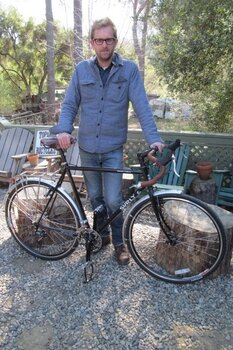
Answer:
[
  {"xmin": 5, "ymin": 178, "xmax": 81, "ymax": 260},
  {"xmin": 124, "ymin": 192, "xmax": 226, "ymax": 284}
]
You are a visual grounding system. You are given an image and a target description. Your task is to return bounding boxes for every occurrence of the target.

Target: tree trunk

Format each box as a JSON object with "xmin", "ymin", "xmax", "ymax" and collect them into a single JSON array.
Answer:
[
  {"xmin": 132, "ymin": 0, "xmax": 151, "ymax": 81},
  {"xmin": 45, "ymin": 0, "xmax": 55, "ymax": 122},
  {"xmin": 73, "ymin": 0, "xmax": 83, "ymax": 64}
]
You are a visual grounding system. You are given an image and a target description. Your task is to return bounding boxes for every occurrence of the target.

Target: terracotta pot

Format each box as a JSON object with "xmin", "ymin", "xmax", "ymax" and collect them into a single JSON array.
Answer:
[
  {"xmin": 27, "ymin": 153, "xmax": 39, "ymax": 166},
  {"xmin": 196, "ymin": 161, "xmax": 213, "ymax": 180}
]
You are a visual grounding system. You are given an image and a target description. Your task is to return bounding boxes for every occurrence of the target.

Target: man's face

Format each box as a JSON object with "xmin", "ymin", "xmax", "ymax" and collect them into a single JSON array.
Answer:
[{"xmin": 90, "ymin": 25, "xmax": 117, "ymax": 64}]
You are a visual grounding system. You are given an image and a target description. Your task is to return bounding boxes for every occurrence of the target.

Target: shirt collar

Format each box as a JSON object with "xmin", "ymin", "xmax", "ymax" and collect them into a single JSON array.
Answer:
[
  {"xmin": 95, "ymin": 59, "xmax": 113, "ymax": 70},
  {"xmin": 91, "ymin": 52, "xmax": 123, "ymax": 67}
]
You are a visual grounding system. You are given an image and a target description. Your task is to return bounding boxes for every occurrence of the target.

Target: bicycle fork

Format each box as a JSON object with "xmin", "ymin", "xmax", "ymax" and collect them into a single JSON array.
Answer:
[{"xmin": 150, "ymin": 193, "xmax": 177, "ymax": 245}]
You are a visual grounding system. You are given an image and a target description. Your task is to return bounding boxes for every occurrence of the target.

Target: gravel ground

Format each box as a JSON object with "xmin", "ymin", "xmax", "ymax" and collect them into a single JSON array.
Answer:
[{"xmin": 0, "ymin": 185, "xmax": 233, "ymax": 350}]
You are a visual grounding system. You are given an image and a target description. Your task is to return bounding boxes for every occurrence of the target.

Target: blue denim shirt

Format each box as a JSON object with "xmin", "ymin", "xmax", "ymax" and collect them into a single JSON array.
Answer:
[{"xmin": 53, "ymin": 53, "xmax": 162, "ymax": 153}]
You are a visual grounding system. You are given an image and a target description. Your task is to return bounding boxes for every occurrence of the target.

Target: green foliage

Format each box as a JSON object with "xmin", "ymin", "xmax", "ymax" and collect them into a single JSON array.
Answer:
[
  {"xmin": 118, "ymin": 39, "xmax": 136, "ymax": 60},
  {"xmin": 149, "ymin": 0, "xmax": 233, "ymax": 132},
  {"xmin": 0, "ymin": 75, "xmax": 20, "ymax": 114},
  {"xmin": 54, "ymin": 26, "xmax": 74, "ymax": 85},
  {"xmin": 0, "ymin": 8, "xmax": 74, "ymax": 111},
  {"xmin": 0, "ymin": 9, "xmax": 45, "ymax": 95}
]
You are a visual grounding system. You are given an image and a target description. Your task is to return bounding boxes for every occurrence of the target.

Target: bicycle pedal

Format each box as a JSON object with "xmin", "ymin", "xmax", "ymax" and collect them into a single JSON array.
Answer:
[{"xmin": 83, "ymin": 261, "xmax": 94, "ymax": 283}]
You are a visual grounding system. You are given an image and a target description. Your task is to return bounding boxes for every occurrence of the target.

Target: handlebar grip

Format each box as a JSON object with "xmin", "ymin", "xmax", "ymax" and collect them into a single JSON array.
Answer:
[
  {"xmin": 167, "ymin": 139, "xmax": 181, "ymax": 152},
  {"xmin": 160, "ymin": 139, "xmax": 181, "ymax": 166},
  {"xmin": 40, "ymin": 136, "xmax": 60, "ymax": 149},
  {"xmin": 40, "ymin": 135, "xmax": 76, "ymax": 149}
]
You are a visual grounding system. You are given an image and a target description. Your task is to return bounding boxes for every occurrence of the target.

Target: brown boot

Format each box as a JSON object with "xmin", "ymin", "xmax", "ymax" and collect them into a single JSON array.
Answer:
[
  {"xmin": 101, "ymin": 235, "xmax": 111, "ymax": 247},
  {"xmin": 114, "ymin": 244, "xmax": 130, "ymax": 265}
]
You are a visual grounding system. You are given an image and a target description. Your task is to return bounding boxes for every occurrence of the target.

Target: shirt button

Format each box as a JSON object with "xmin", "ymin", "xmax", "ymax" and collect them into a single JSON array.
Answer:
[{"xmin": 99, "ymin": 110, "xmax": 102, "ymax": 113}]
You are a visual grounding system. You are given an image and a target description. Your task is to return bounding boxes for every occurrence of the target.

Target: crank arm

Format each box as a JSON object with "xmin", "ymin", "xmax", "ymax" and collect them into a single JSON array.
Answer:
[{"xmin": 83, "ymin": 239, "xmax": 95, "ymax": 283}]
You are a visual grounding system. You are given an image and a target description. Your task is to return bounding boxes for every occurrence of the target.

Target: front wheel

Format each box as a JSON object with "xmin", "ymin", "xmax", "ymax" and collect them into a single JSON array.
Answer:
[
  {"xmin": 124, "ymin": 193, "xmax": 226, "ymax": 284},
  {"xmin": 5, "ymin": 179, "xmax": 81, "ymax": 260}
]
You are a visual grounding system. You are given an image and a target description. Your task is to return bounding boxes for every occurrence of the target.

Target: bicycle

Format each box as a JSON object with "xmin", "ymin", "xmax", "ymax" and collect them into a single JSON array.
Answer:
[{"xmin": 5, "ymin": 137, "xmax": 226, "ymax": 284}]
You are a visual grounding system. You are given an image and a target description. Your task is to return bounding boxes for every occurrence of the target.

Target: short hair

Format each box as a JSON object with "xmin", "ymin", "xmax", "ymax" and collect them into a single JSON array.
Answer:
[{"xmin": 90, "ymin": 17, "xmax": 117, "ymax": 39}]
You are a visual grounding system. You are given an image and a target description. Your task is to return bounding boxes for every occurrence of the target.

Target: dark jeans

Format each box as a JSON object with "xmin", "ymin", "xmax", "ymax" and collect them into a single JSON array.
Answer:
[{"xmin": 79, "ymin": 147, "xmax": 124, "ymax": 246}]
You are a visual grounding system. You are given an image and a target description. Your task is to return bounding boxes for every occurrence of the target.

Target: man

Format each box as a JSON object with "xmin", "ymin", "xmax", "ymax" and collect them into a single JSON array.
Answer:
[{"xmin": 51, "ymin": 17, "xmax": 164, "ymax": 265}]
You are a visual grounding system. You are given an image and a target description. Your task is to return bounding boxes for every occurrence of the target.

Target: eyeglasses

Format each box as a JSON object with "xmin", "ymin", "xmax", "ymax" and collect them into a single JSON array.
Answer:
[{"xmin": 93, "ymin": 38, "xmax": 116, "ymax": 45}]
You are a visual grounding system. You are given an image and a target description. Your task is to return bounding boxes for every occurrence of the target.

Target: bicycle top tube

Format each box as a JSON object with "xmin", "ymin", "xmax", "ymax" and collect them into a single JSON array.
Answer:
[
  {"xmin": 68, "ymin": 164, "xmax": 142, "ymax": 174},
  {"xmin": 40, "ymin": 136, "xmax": 142, "ymax": 175},
  {"xmin": 40, "ymin": 136, "xmax": 181, "ymax": 189}
]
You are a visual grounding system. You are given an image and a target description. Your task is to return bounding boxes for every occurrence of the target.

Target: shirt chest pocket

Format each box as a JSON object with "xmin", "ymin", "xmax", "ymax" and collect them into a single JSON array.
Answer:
[
  {"xmin": 79, "ymin": 79, "xmax": 96, "ymax": 101},
  {"xmin": 109, "ymin": 77, "xmax": 128, "ymax": 102}
]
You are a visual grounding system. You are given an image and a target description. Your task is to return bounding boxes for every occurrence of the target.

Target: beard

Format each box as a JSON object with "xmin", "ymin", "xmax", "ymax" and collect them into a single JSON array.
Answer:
[{"xmin": 96, "ymin": 49, "xmax": 114, "ymax": 63}]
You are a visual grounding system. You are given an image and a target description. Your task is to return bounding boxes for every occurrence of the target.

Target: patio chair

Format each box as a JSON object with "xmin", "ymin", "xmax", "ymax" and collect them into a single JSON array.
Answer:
[
  {"xmin": 64, "ymin": 140, "xmax": 86, "ymax": 195},
  {"xmin": 21, "ymin": 129, "xmax": 60, "ymax": 174},
  {"xmin": 43, "ymin": 137, "xmax": 86, "ymax": 196},
  {"xmin": 0, "ymin": 127, "xmax": 34, "ymax": 184}
]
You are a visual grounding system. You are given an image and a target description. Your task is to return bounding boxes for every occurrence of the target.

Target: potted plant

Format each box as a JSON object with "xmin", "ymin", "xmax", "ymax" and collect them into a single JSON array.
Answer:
[
  {"xmin": 27, "ymin": 153, "xmax": 39, "ymax": 166},
  {"xmin": 195, "ymin": 161, "xmax": 213, "ymax": 180}
]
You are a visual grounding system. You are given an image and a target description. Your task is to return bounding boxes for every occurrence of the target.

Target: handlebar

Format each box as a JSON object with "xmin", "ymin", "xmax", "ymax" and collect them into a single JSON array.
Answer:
[{"xmin": 136, "ymin": 139, "xmax": 181, "ymax": 189}]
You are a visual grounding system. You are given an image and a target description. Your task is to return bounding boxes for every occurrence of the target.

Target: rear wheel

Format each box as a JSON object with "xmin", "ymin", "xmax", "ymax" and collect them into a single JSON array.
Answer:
[
  {"xmin": 124, "ymin": 193, "xmax": 226, "ymax": 283},
  {"xmin": 5, "ymin": 179, "xmax": 80, "ymax": 260}
]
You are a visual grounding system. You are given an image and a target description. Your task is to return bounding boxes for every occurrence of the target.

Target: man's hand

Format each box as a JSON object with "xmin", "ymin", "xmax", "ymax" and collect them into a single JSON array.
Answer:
[
  {"xmin": 56, "ymin": 132, "xmax": 73, "ymax": 149},
  {"xmin": 150, "ymin": 142, "xmax": 165, "ymax": 153}
]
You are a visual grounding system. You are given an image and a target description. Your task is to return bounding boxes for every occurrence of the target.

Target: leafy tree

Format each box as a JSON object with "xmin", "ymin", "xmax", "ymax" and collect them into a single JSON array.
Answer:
[
  {"xmin": 0, "ymin": 9, "xmax": 47, "ymax": 97},
  {"xmin": 0, "ymin": 8, "xmax": 73, "ymax": 108},
  {"xmin": 0, "ymin": 75, "xmax": 20, "ymax": 113},
  {"xmin": 149, "ymin": 0, "xmax": 233, "ymax": 132}
]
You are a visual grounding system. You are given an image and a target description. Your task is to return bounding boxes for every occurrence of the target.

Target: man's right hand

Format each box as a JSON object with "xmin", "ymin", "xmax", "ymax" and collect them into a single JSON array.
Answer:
[{"xmin": 56, "ymin": 133, "xmax": 73, "ymax": 149}]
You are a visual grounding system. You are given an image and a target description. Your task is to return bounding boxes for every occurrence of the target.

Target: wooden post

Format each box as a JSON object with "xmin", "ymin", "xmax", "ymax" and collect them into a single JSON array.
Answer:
[
  {"xmin": 189, "ymin": 177, "xmax": 217, "ymax": 204},
  {"xmin": 155, "ymin": 203, "xmax": 233, "ymax": 278},
  {"xmin": 210, "ymin": 205, "xmax": 233, "ymax": 277}
]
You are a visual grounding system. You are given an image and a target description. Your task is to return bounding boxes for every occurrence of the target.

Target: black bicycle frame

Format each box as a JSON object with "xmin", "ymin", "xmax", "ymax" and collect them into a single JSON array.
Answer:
[
  {"xmin": 51, "ymin": 148, "xmax": 144, "ymax": 232},
  {"xmin": 36, "ymin": 148, "xmax": 174, "ymax": 244}
]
